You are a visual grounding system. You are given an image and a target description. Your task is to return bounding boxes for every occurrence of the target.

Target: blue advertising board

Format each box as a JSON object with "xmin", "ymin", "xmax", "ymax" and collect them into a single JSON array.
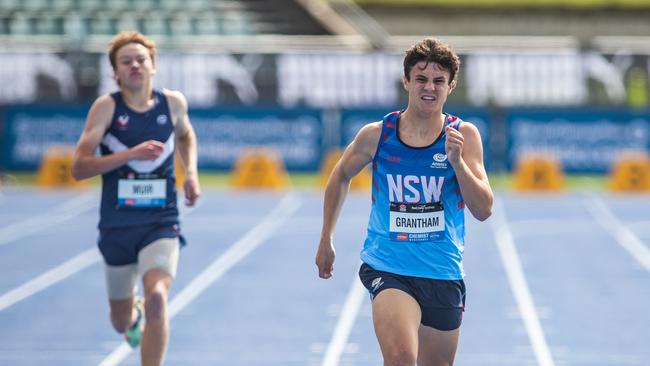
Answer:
[
  {"xmin": 189, "ymin": 107, "xmax": 324, "ymax": 171},
  {"xmin": 507, "ymin": 109, "xmax": 650, "ymax": 173},
  {"xmin": 1, "ymin": 105, "xmax": 324, "ymax": 171},
  {"xmin": 2, "ymin": 104, "xmax": 88, "ymax": 170},
  {"xmin": 8, "ymin": 104, "xmax": 647, "ymax": 175}
]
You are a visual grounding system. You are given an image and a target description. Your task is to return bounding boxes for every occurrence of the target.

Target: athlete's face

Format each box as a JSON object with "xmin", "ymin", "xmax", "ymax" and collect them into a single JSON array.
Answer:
[
  {"xmin": 113, "ymin": 43, "xmax": 155, "ymax": 89},
  {"xmin": 403, "ymin": 61, "xmax": 455, "ymax": 115}
]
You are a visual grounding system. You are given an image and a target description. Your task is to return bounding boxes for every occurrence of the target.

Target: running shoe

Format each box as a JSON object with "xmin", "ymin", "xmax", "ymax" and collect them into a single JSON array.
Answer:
[{"xmin": 124, "ymin": 298, "xmax": 144, "ymax": 348}]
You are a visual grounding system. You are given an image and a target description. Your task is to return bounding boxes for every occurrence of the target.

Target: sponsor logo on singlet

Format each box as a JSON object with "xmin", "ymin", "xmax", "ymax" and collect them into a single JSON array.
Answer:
[
  {"xmin": 431, "ymin": 153, "xmax": 448, "ymax": 169},
  {"xmin": 116, "ymin": 114, "xmax": 130, "ymax": 130}
]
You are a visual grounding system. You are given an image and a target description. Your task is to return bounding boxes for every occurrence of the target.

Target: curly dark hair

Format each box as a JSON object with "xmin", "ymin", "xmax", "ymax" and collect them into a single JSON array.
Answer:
[{"xmin": 403, "ymin": 38, "xmax": 460, "ymax": 84}]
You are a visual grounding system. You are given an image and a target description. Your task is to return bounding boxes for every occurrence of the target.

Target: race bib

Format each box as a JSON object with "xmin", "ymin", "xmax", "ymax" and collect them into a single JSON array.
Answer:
[
  {"xmin": 117, "ymin": 179, "xmax": 167, "ymax": 208},
  {"xmin": 389, "ymin": 201, "xmax": 445, "ymax": 242}
]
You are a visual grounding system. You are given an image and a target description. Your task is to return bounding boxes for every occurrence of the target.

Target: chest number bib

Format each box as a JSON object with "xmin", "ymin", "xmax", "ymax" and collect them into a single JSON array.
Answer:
[
  {"xmin": 118, "ymin": 179, "xmax": 167, "ymax": 208},
  {"xmin": 389, "ymin": 202, "xmax": 445, "ymax": 241}
]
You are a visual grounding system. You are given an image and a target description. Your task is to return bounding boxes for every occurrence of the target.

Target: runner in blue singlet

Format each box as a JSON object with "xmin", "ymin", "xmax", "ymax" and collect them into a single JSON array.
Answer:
[{"xmin": 316, "ymin": 38, "xmax": 493, "ymax": 365}]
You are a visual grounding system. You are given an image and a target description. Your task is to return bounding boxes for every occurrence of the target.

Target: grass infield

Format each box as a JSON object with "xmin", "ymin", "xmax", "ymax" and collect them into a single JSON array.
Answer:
[{"xmin": 0, "ymin": 171, "xmax": 607, "ymax": 191}]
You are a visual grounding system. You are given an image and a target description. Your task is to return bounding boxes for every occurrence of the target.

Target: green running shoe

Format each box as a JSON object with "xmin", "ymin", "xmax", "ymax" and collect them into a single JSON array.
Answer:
[{"xmin": 124, "ymin": 298, "xmax": 144, "ymax": 348}]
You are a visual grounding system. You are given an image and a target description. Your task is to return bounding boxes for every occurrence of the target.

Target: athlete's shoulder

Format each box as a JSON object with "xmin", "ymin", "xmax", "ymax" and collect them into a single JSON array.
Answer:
[
  {"xmin": 93, "ymin": 93, "xmax": 116, "ymax": 108},
  {"xmin": 345, "ymin": 121, "xmax": 381, "ymax": 159},
  {"xmin": 457, "ymin": 119, "xmax": 481, "ymax": 138},
  {"xmin": 88, "ymin": 94, "xmax": 116, "ymax": 120},
  {"xmin": 161, "ymin": 88, "xmax": 188, "ymax": 108},
  {"xmin": 382, "ymin": 110, "xmax": 401, "ymax": 118},
  {"xmin": 160, "ymin": 89, "xmax": 188, "ymax": 122},
  {"xmin": 355, "ymin": 121, "xmax": 382, "ymax": 143},
  {"xmin": 446, "ymin": 114, "xmax": 478, "ymax": 135},
  {"xmin": 361, "ymin": 120, "xmax": 383, "ymax": 133}
]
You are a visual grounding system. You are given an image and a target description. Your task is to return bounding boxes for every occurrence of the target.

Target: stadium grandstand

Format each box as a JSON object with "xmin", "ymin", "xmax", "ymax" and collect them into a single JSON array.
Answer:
[
  {"xmin": 0, "ymin": 0, "xmax": 649, "ymax": 103},
  {"xmin": 1, "ymin": 0, "xmax": 650, "ymax": 50},
  {"xmin": 0, "ymin": 0, "xmax": 649, "ymax": 174}
]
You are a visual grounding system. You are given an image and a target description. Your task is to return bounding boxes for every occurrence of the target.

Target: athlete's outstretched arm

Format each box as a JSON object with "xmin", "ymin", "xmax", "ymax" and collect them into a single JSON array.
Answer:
[
  {"xmin": 72, "ymin": 95, "xmax": 164, "ymax": 180},
  {"xmin": 166, "ymin": 89, "xmax": 201, "ymax": 207},
  {"xmin": 445, "ymin": 123, "xmax": 493, "ymax": 221},
  {"xmin": 316, "ymin": 122, "xmax": 381, "ymax": 279}
]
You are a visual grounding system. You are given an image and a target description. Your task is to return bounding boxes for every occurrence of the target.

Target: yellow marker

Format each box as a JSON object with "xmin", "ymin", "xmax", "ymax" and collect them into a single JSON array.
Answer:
[
  {"xmin": 514, "ymin": 153, "xmax": 565, "ymax": 191},
  {"xmin": 37, "ymin": 145, "xmax": 88, "ymax": 189},
  {"xmin": 608, "ymin": 152, "xmax": 650, "ymax": 192},
  {"xmin": 231, "ymin": 148, "xmax": 291, "ymax": 189}
]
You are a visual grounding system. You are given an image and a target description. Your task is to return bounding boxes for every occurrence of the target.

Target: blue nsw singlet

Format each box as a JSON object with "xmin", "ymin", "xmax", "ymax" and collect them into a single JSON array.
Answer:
[
  {"xmin": 98, "ymin": 89, "xmax": 179, "ymax": 229},
  {"xmin": 360, "ymin": 111, "xmax": 466, "ymax": 280}
]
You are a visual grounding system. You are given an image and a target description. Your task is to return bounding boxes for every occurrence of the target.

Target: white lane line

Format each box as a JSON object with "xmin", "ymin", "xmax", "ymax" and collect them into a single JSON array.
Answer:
[
  {"xmin": 321, "ymin": 269, "xmax": 366, "ymax": 366},
  {"xmin": 490, "ymin": 199, "xmax": 555, "ymax": 366},
  {"xmin": 586, "ymin": 197, "xmax": 650, "ymax": 271},
  {"xmin": 0, "ymin": 191, "xmax": 97, "ymax": 247},
  {"xmin": 98, "ymin": 193, "xmax": 303, "ymax": 366},
  {"xmin": 0, "ymin": 203, "xmax": 200, "ymax": 312},
  {"xmin": 628, "ymin": 220, "xmax": 650, "ymax": 235},
  {"xmin": 0, "ymin": 249, "xmax": 100, "ymax": 312}
]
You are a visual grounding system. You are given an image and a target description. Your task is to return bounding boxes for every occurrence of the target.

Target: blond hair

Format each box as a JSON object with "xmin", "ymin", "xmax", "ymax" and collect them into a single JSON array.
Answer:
[{"xmin": 108, "ymin": 31, "xmax": 156, "ymax": 70}]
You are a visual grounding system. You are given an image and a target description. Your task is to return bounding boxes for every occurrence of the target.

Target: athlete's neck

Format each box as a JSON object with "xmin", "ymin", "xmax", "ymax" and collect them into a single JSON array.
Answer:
[
  {"xmin": 398, "ymin": 110, "xmax": 445, "ymax": 147},
  {"xmin": 121, "ymin": 87, "xmax": 155, "ymax": 113},
  {"xmin": 400, "ymin": 109, "xmax": 445, "ymax": 134}
]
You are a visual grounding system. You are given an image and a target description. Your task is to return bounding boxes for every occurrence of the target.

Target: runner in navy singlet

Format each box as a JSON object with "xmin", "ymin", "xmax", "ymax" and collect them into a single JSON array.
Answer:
[
  {"xmin": 316, "ymin": 38, "xmax": 493, "ymax": 365},
  {"xmin": 72, "ymin": 31, "xmax": 200, "ymax": 366}
]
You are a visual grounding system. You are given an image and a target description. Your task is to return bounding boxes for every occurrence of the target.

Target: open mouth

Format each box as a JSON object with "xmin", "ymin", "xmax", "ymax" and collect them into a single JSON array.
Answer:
[{"xmin": 421, "ymin": 95, "xmax": 436, "ymax": 101}]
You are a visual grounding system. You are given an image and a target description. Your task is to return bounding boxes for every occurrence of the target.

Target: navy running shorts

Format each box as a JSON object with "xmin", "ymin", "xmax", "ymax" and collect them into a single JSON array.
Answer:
[
  {"xmin": 98, "ymin": 222, "xmax": 184, "ymax": 266},
  {"xmin": 359, "ymin": 262, "xmax": 466, "ymax": 331}
]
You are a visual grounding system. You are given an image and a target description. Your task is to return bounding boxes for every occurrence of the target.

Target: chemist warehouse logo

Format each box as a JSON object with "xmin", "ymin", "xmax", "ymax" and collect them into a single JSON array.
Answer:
[{"xmin": 430, "ymin": 153, "xmax": 448, "ymax": 169}]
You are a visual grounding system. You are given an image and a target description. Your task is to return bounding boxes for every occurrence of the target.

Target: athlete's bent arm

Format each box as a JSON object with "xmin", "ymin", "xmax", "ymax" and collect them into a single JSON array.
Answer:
[
  {"xmin": 316, "ymin": 122, "xmax": 381, "ymax": 279},
  {"xmin": 167, "ymin": 89, "xmax": 201, "ymax": 206},
  {"xmin": 445, "ymin": 123, "xmax": 493, "ymax": 221},
  {"xmin": 72, "ymin": 95, "xmax": 165, "ymax": 180}
]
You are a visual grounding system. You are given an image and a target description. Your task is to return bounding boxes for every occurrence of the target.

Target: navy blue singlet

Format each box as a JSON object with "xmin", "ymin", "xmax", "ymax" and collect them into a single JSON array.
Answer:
[{"xmin": 98, "ymin": 89, "xmax": 179, "ymax": 229}]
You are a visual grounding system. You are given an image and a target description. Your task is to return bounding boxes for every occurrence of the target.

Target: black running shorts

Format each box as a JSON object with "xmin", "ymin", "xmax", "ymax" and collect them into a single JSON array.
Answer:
[
  {"xmin": 359, "ymin": 262, "xmax": 466, "ymax": 331},
  {"xmin": 98, "ymin": 222, "xmax": 184, "ymax": 266}
]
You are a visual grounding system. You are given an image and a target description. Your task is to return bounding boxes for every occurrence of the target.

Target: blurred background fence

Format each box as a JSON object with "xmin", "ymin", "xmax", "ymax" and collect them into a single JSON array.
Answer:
[{"xmin": 1, "ymin": 0, "xmax": 649, "ymax": 175}]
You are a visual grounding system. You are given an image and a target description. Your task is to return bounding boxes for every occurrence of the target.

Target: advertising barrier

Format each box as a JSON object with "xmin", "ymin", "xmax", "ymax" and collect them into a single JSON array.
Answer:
[
  {"xmin": 1, "ymin": 105, "xmax": 324, "ymax": 171},
  {"xmin": 189, "ymin": 107, "xmax": 323, "ymax": 171},
  {"xmin": 3, "ymin": 104, "xmax": 649, "ymax": 174},
  {"xmin": 507, "ymin": 109, "xmax": 650, "ymax": 173},
  {"xmin": 2, "ymin": 104, "xmax": 88, "ymax": 170}
]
